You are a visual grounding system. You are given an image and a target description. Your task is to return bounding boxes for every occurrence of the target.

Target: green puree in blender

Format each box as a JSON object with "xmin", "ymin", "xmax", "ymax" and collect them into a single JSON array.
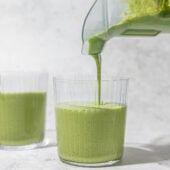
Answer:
[
  {"xmin": 56, "ymin": 104, "xmax": 126, "ymax": 163},
  {"xmin": 0, "ymin": 92, "xmax": 46, "ymax": 145},
  {"xmin": 88, "ymin": 0, "xmax": 170, "ymax": 55}
]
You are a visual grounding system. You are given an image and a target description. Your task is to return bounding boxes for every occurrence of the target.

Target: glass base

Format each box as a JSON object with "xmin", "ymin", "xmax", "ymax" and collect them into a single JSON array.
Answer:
[
  {"xmin": 60, "ymin": 158, "xmax": 120, "ymax": 168},
  {"xmin": 0, "ymin": 140, "xmax": 47, "ymax": 150}
]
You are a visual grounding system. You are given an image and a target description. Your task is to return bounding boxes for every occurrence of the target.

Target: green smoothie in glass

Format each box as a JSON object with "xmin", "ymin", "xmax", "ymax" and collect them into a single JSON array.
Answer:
[
  {"xmin": 55, "ymin": 77, "xmax": 128, "ymax": 166},
  {"xmin": 56, "ymin": 103, "xmax": 126, "ymax": 163},
  {"xmin": 0, "ymin": 92, "xmax": 46, "ymax": 146}
]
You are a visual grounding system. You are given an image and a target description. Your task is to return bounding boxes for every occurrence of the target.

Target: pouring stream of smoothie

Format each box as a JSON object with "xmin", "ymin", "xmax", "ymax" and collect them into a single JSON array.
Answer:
[
  {"xmin": 92, "ymin": 54, "xmax": 101, "ymax": 105},
  {"xmin": 85, "ymin": 0, "xmax": 170, "ymax": 105}
]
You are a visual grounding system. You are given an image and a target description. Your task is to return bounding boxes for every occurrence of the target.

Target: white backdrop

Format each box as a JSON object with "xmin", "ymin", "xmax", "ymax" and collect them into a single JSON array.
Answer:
[{"xmin": 0, "ymin": 0, "xmax": 170, "ymax": 144}]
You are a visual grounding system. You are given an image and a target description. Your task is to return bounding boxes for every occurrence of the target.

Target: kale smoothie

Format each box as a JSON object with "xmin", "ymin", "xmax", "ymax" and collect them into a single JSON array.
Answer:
[
  {"xmin": 0, "ymin": 92, "xmax": 46, "ymax": 146},
  {"xmin": 55, "ymin": 78, "xmax": 128, "ymax": 164},
  {"xmin": 56, "ymin": 103, "xmax": 126, "ymax": 163}
]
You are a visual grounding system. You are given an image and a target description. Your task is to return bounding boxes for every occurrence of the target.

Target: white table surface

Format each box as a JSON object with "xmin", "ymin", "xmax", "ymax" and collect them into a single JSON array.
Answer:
[{"xmin": 1, "ymin": 130, "xmax": 170, "ymax": 170}]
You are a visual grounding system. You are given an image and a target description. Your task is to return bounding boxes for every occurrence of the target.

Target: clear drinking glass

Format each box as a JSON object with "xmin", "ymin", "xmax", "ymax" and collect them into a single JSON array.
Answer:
[
  {"xmin": 53, "ymin": 76, "xmax": 128, "ymax": 167},
  {"xmin": 0, "ymin": 71, "xmax": 48, "ymax": 150}
]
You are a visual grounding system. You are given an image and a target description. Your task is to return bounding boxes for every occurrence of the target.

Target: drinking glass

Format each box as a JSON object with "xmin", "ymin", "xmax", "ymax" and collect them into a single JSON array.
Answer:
[
  {"xmin": 53, "ymin": 76, "xmax": 128, "ymax": 167},
  {"xmin": 0, "ymin": 71, "xmax": 48, "ymax": 150}
]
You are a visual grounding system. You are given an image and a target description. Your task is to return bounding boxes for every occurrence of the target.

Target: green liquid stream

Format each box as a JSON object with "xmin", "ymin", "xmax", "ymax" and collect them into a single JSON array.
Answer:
[{"xmin": 92, "ymin": 54, "xmax": 101, "ymax": 105}]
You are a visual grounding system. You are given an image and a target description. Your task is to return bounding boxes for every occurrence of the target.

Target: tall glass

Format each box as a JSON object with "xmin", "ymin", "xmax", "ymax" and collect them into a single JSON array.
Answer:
[
  {"xmin": 0, "ymin": 71, "xmax": 48, "ymax": 150},
  {"xmin": 54, "ymin": 77, "xmax": 128, "ymax": 167}
]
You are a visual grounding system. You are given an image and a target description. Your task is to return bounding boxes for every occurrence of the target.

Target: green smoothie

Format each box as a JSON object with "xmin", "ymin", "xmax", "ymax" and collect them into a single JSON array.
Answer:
[
  {"xmin": 56, "ymin": 103, "xmax": 126, "ymax": 163},
  {"xmin": 0, "ymin": 92, "xmax": 46, "ymax": 146}
]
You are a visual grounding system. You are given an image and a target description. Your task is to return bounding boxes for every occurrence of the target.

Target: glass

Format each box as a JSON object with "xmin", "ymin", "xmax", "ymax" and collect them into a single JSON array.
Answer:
[
  {"xmin": 0, "ymin": 71, "xmax": 48, "ymax": 150},
  {"xmin": 82, "ymin": 0, "xmax": 170, "ymax": 54},
  {"xmin": 54, "ymin": 77, "xmax": 128, "ymax": 167}
]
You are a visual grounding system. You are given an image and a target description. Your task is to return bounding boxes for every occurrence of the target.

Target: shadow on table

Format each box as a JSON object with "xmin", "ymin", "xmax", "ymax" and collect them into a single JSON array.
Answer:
[
  {"xmin": 118, "ymin": 135, "xmax": 170, "ymax": 167},
  {"xmin": 33, "ymin": 131, "xmax": 170, "ymax": 168}
]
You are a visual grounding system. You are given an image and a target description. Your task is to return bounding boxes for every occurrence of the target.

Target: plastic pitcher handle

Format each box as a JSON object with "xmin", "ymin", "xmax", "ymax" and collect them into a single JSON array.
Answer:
[{"xmin": 82, "ymin": 0, "xmax": 109, "ymax": 42}]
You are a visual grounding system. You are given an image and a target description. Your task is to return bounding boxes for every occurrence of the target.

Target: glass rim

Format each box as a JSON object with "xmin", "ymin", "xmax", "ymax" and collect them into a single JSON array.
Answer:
[{"xmin": 53, "ymin": 75, "xmax": 129, "ymax": 82}]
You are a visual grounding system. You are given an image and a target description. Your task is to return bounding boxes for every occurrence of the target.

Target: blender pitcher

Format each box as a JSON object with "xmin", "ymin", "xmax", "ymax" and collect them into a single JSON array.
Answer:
[{"xmin": 82, "ymin": 0, "xmax": 170, "ymax": 55}]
